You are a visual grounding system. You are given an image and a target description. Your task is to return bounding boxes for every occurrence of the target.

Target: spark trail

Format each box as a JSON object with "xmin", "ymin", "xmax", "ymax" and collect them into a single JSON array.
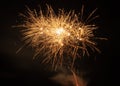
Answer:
[{"xmin": 18, "ymin": 5, "xmax": 103, "ymax": 69}]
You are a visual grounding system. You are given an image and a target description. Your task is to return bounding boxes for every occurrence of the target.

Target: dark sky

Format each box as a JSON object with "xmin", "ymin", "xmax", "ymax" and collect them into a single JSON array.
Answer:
[{"xmin": 0, "ymin": 0, "xmax": 118, "ymax": 86}]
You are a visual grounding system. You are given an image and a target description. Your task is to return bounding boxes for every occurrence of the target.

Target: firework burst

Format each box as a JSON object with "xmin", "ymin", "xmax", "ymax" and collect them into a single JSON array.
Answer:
[{"xmin": 18, "ymin": 5, "xmax": 103, "ymax": 69}]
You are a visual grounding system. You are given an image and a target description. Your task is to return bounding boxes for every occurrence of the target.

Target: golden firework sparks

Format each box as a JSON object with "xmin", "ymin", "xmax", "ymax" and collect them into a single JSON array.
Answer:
[{"xmin": 18, "ymin": 5, "xmax": 104, "ymax": 69}]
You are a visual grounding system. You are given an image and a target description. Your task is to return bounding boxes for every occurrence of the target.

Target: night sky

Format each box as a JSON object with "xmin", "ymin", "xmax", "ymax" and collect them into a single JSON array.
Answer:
[{"xmin": 0, "ymin": 0, "xmax": 118, "ymax": 86}]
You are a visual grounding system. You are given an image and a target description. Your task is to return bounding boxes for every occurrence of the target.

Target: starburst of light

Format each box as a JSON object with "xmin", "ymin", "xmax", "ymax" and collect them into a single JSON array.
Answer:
[{"xmin": 18, "ymin": 5, "xmax": 103, "ymax": 69}]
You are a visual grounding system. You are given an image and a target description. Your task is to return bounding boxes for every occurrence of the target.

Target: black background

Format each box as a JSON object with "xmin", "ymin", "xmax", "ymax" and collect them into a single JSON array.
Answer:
[{"xmin": 0, "ymin": 0, "xmax": 119, "ymax": 86}]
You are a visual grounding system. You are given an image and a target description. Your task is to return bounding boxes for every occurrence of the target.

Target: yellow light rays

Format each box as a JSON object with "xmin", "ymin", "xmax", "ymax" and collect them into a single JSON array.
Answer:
[{"xmin": 18, "ymin": 5, "xmax": 102, "ymax": 69}]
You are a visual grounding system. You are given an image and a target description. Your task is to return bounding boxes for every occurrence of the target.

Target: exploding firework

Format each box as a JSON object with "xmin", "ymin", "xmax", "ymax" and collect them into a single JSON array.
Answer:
[{"xmin": 17, "ymin": 5, "xmax": 104, "ymax": 69}]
